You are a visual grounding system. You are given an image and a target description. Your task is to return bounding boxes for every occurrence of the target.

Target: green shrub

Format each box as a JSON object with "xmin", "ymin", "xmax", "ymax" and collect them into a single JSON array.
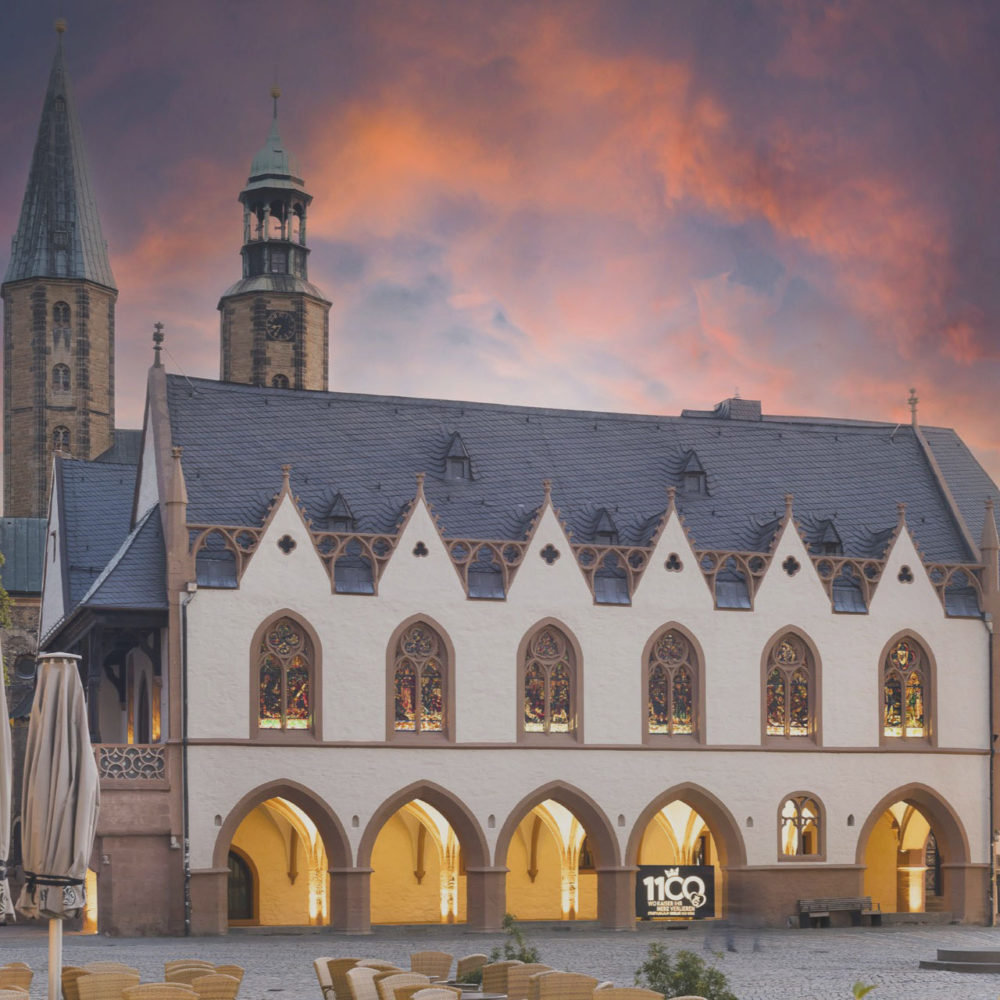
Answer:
[
  {"xmin": 489, "ymin": 913, "xmax": 541, "ymax": 964},
  {"xmin": 852, "ymin": 985, "xmax": 876, "ymax": 999},
  {"xmin": 634, "ymin": 942, "xmax": 737, "ymax": 1000}
]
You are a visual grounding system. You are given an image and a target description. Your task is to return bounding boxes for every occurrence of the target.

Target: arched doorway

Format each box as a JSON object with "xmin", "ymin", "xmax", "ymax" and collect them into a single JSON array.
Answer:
[
  {"xmin": 370, "ymin": 799, "xmax": 464, "ymax": 923},
  {"xmin": 505, "ymin": 800, "xmax": 596, "ymax": 920},
  {"xmin": 627, "ymin": 784, "xmax": 746, "ymax": 923},
  {"xmin": 496, "ymin": 783, "xmax": 619, "ymax": 924},
  {"xmin": 359, "ymin": 781, "xmax": 490, "ymax": 927},
  {"xmin": 857, "ymin": 784, "xmax": 971, "ymax": 918},
  {"xmin": 227, "ymin": 797, "xmax": 328, "ymax": 925},
  {"xmin": 212, "ymin": 780, "xmax": 351, "ymax": 931}
]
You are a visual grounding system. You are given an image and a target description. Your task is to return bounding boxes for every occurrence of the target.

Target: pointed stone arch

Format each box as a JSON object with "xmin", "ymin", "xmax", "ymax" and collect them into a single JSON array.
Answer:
[
  {"xmin": 854, "ymin": 782, "xmax": 977, "ymax": 920},
  {"xmin": 212, "ymin": 778, "xmax": 351, "ymax": 871},
  {"xmin": 495, "ymin": 780, "xmax": 628, "ymax": 928},
  {"xmin": 626, "ymin": 782, "xmax": 747, "ymax": 869},
  {"xmin": 358, "ymin": 779, "xmax": 491, "ymax": 931},
  {"xmin": 626, "ymin": 782, "xmax": 746, "ymax": 923}
]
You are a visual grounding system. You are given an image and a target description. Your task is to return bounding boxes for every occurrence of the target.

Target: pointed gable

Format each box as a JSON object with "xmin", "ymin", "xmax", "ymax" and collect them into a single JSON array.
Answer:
[
  {"xmin": 323, "ymin": 491, "xmax": 357, "ymax": 532},
  {"xmin": 5, "ymin": 32, "xmax": 115, "ymax": 288}
]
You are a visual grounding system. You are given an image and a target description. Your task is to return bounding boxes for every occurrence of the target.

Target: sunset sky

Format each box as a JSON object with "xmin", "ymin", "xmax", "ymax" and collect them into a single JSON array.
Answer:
[{"xmin": 2, "ymin": 1, "xmax": 998, "ymax": 478}]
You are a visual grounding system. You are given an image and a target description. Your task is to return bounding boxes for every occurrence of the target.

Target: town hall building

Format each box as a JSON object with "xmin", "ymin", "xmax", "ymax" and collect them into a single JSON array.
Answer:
[{"xmin": 7, "ymin": 28, "xmax": 1000, "ymax": 935}]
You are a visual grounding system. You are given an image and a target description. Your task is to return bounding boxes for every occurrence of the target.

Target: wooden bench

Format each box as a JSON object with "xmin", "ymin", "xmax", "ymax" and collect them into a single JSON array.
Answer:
[{"xmin": 798, "ymin": 896, "xmax": 882, "ymax": 928}]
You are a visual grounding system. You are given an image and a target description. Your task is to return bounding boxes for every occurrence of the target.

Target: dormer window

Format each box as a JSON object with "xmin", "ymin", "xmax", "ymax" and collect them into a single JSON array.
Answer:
[
  {"xmin": 681, "ymin": 450, "xmax": 706, "ymax": 494},
  {"xmin": 325, "ymin": 492, "xmax": 356, "ymax": 533},
  {"xmin": 444, "ymin": 432, "xmax": 471, "ymax": 481},
  {"xmin": 813, "ymin": 520, "xmax": 843, "ymax": 557},
  {"xmin": 593, "ymin": 508, "xmax": 619, "ymax": 546}
]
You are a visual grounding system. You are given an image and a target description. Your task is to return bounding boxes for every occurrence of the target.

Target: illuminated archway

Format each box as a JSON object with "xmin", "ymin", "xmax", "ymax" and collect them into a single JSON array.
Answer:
[
  {"xmin": 856, "ymin": 784, "xmax": 970, "ymax": 917},
  {"xmin": 496, "ymin": 782, "xmax": 618, "ymax": 922},
  {"xmin": 213, "ymin": 779, "xmax": 351, "ymax": 928},
  {"xmin": 627, "ymin": 784, "xmax": 746, "ymax": 921},
  {"xmin": 360, "ymin": 781, "xmax": 489, "ymax": 926}
]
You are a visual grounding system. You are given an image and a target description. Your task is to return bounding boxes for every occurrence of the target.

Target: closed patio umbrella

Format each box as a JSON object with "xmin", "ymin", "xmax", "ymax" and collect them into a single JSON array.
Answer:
[
  {"xmin": 0, "ymin": 641, "xmax": 13, "ymax": 922},
  {"xmin": 17, "ymin": 652, "xmax": 100, "ymax": 1000}
]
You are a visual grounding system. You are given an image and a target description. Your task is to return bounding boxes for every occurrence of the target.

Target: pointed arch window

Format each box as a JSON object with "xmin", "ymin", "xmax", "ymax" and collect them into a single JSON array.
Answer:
[
  {"xmin": 765, "ymin": 633, "xmax": 815, "ymax": 738},
  {"xmin": 779, "ymin": 794, "xmax": 823, "ymax": 858},
  {"xmin": 52, "ymin": 364, "xmax": 71, "ymax": 392},
  {"xmin": 392, "ymin": 622, "xmax": 447, "ymax": 735},
  {"xmin": 647, "ymin": 628, "xmax": 699, "ymax": 738},
  {"xmin": 522, "ymin": 624, "xmax": 577, "ymax": 736},
  {"xmin": 52, "ymin": 425, "xmax": 70, "ymax": 452},
  {"xmin": 257, "ymin": 617, "xmax": 313, "ymax": 732},
  {"xmin": 52, "ymin": 301, "xmax": 70, "ymax": 325},
  {"xmin": 883, "ymin": 637, "xmax": 929, "ymax": 739}
]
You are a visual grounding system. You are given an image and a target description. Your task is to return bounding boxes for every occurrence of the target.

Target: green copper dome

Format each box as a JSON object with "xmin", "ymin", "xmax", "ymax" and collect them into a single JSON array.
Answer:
[{"xmin": 246, "ymin": 114, "xmax": 303, "ymax": 190}]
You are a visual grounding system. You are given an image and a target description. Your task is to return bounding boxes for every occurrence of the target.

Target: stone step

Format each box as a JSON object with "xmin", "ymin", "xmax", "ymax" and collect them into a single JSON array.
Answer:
[
  {"xmin": 881, "ymin": 910, "xmax": 954, "ymax": 925},
  {"xmin": 936, "ymin": 949, "xmax": 1000, "ymax": 962},
  {"xmin": 919, "ymin": 959, "xmax": 1000, "ymax": 973}
]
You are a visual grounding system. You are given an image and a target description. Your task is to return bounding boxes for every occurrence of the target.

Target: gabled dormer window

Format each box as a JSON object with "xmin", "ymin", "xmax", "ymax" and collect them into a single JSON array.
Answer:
[
  {"xmin": 325, "ymin": 492, "xmax": 356, "ymax": 533},
  {"xmin": 445, "ymin": 431, "xmax": 471, "ymax": 481},
  {"xmin": 813, "ymin": 520, "xmax": 843, "ymax": 557},
  {"xmin": 681, "ymin": 450, "xmax": 706, "ymax": 494},
  {"xmin": 593, "ymin": 508, "xmax": 619, "ymax": 546}
]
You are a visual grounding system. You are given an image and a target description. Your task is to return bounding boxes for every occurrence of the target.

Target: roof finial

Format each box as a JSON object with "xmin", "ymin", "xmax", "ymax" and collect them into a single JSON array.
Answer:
[
  {"xmin": 784, "ymin": 493, "xmax": 794, "ymax": 518},
  {"xmin": 542, "ymin": 479, "xmax": 552, "ymax": 504},
  {"xmin": 55, "ymin": 17, "xmax": 67, "ymax": 34},
  {"xmin": 415, "ymin": 471, "xmax": 426, "ymax": 499},
  {"xmin": 271, "ymin": 85, "xmax": 281, "ymax": 120},
  {"xmin": 908, "ymin": 387, "xmax": 918, "ymax": 427},
  {"xmin": 153, "ymin": 321, "xmax": 164, "ymax": 366},
  {"xmin": 666, "ymin": 485, "xmax": 677, "ymax": 512},
  {"xmin": 897, "ymin": 501, "xmax": 907, "ymax": 524}
]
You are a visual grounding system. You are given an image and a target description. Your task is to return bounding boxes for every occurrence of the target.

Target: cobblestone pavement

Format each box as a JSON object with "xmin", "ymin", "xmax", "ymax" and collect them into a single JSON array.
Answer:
[{"xmin": 5, "ymin": 922, "xmax": 1000, "ymax": 1000}]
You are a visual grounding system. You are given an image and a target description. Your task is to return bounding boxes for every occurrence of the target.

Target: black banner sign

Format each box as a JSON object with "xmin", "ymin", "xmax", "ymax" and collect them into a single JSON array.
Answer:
[{"xmin": 635, "ymin": 865, "xmax": 714, "ymax": 919}]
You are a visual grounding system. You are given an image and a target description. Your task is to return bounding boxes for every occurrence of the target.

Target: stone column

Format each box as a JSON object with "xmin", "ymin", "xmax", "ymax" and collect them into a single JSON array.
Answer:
[
  {"xmin": 330, "ymin": 866, "xmax": 372, "ymax": 934},
  {"xmin": 465, "ymin": 866, "xmax": 507, "ymax": 931},
  {"xmin": 596, "ymin": 866, "xmax": 636, "ymax": 930}
]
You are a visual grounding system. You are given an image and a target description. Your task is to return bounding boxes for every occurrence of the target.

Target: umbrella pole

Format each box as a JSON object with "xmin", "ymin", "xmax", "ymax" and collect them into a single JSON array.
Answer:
[{"xmin": 49, "ymin": 917, "xmax": 62, "ymax": 1000}]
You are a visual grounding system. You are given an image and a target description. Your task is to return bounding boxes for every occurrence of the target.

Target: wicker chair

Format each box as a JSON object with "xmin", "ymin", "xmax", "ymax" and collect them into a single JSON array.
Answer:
[
  {"xmin": 166, "ymin": 971, "xmax": 217, "ymax": 988},
  {"xmin": 506, "ymin": 965, "xmax": 553, "ymax": 1000},
  {"xmin": 346, "ymin": 967, "xmax": 382, "ymax": 1000},
  {"xmin": 356, "ymin": 963, "xmax": 401, "ymax": 973},
  {"xmin": 591, "ymin": 990, "xmax": 664, "ymax": 1000},
  {"xmin": 78, "ymin": 972, "xmax": 142, "ymax": 1000},
  {"xmin": 409, "ymin": 953, "xmax": 452, "ymax": 982},
  {"xmin": 84, "ymin": 966, "xmax": 140, "ymax": 976},
  {"xmin": 378, "ymin": 974, "xmax": 431, "ymax": 1000},
  {"xmin": 529, "ymin": 973, "xmax": 598, "ymax": 1000},
  {"xmin": 410, "ymin": 991, "xmax": 465, "ymax": 1000},
  {"xmin": 190, "ymin": 975, "xmax": 240, "ymax": 1000},
  {"xmin": 454, "ymin": 957, "xmax": 487, "ymax": 984},
  {"xmin": 481, "ymin": 961, "xmax": 522, "ymax": 995},
  {"xmin": 165, "ymin": 964, "xmax": 214, "ymax": 977},
  {"xmin": 0, "ymin": 969, "xmax": 32, "ymax": 992},
  {"xmin": 63, "ymin": 967, "xmax": 89, "ymax": 1000},
  {"xmin": 123, "ymin": 986, "xmax": 198, "ymax": 1000},
  {"xmin": 394, "ymin": 986, "xmax": 456, "ymax": 1000},
  {"xmin": 315, "ymin": 959, "xmax": 359, "ymax": 1000},
  {"xmin": 0, "ymin": 989, "xmax": 30, "ymax": 1000},
  {"xmin": 211, "ymin": 968, "xmax": 243, "ymax": 986}
]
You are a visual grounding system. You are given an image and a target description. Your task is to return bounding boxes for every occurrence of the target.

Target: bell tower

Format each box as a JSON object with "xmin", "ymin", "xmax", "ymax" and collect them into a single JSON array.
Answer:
[
  {"xmin": 2, "ymin": 21, "xmax": 117, "ymax": 517},
  {"xmin": 219, "ymin": 90, "xmax": 330, "ymax": 390}
]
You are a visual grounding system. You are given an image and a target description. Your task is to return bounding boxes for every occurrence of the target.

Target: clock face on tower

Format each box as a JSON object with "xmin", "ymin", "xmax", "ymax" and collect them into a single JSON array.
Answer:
[{"xmin": 265, "ymin": 310, "xmax": 294, "ymax": 341}]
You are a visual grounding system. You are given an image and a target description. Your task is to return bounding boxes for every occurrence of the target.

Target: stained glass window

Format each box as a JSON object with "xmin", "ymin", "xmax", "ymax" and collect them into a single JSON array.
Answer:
[
  {"xmin": 393, "ymin": 623, "xmax": 447, "ymax": 734},
  {"xmin": 780, "ymin": 795, "xmax": 821, "ymax": 856},
  {"xmin": 765, "ymin": 634, "xmax": 813, "ymax": 737},
  {"xmin": 647, "ymin": 628, "xmax": 698, "ymax": 736},
  {"xmin": 883, "ymin": 638, "xmax": 927, "ymax": 738},
  {"xmin": 523, "ymin": 624, "xmax": 576, "ymax": 734},
  {"xmin": 882, "ymin": 639, "xmax": 929, "ymax": 738},
  {"xmin": 257, "ymin": 617, "xmax": 312, "ymax": 731}
]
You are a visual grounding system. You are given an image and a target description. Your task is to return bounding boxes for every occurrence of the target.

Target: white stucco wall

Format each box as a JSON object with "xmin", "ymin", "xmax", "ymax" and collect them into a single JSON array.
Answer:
[{"xmin": 183, "ymin": 493, "xmax": 991, "ymax": 871}]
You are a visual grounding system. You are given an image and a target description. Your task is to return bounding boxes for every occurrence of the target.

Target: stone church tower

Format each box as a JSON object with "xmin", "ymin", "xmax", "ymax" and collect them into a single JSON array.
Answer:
[
  {"xmin": 2, "ymin": 23, "xmax": 117, "ymax": 518},
  {"xmin": 218, "ymin": 92, "xmax": 330, "ymax": 390}
]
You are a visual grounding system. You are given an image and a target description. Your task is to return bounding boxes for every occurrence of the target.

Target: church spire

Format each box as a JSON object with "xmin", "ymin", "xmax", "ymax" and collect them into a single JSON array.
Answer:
[{"xmin": 4, "ymin": 22, "xmax": 115, "ymax": 289}]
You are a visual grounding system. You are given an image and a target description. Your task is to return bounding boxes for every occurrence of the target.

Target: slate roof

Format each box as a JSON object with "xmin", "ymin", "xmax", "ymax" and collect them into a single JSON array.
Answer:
[
  {"xmin": 0, "ymin": 518, "xmax": 46, "ymax": 593},
  {"xmin": 4, "ymin": 35, "xmax": 115, "ymax": 289},
  {"xmin": 95, "ymin": 429, "xmax": 142, "ymax": 465},
  {"xmin": 165, "ymin": 375, "xmax": 997, "ymax": 563},
  {"xmin": 57, "ymin": 458, "xmax": 137, "ymax": 606},
  {"xmin": 78, "ymin": 504, "xmax": 167, "ymax": 610}
]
